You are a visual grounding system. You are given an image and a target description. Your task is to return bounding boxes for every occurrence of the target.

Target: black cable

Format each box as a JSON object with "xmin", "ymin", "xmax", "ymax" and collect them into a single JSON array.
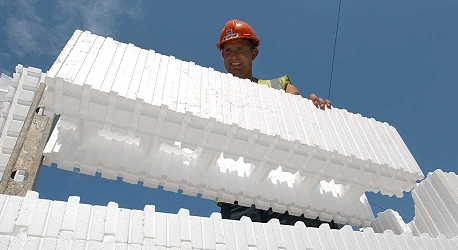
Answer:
[
  {"xmin": 328, "ymin": 0, "xmax": 342, "ymax": 100},
  {"xmin": 326, "ymin": 1, "xmax": 412, "ymax": 225},
  {"xmin": 369, "ymin": 201, "xmax": 387, "ymax": 212},
  {"xmin": 369, "ymin": 201, "xmax": 410, "ymax": 224}
]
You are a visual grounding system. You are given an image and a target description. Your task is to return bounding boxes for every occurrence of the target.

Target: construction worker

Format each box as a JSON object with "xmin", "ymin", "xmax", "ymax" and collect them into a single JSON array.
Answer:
[
  {"xmin": 217, "ymin": 19, "xmax": 332, "ymax": 110},
  {"xmin": 216, "ymin": 19, "xmax": 339, "ymax": 228}
]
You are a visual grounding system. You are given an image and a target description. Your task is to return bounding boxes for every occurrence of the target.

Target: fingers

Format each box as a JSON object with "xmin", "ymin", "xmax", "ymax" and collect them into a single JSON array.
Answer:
[
  {"xmin": 325, "ymin": 100, "xmax": 332, "ymax": 109},
  {"xmin": 308, "ymin": 93, "xmax": 332, "ymax": 110},
  {"xmin": 317, "ymin": 97, "xmax": 326, "ymax": 110}
]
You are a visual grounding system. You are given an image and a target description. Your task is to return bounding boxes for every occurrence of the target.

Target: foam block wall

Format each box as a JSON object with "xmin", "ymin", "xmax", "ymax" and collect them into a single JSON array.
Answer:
[
  {"xmin": 372, "ymin": 209, "xmax": 413, "ymax": 235},
  {"xmin": 43, "ymin": 116, "xmax": 375, "ymax": 226},
  {"xmin": 43, "ymin": 30, "xmax": 423, "ymax": 199},
  {"xmin": 0, "ymin": 191, "xmax": 456, "ymax": 250},
  {"xmin": 0, "ymin": 66, "xmax": 42, "ymax": 179},
  {"xmin": 372, "ymin": 170, "xmax": 458, "ymax": 239}
]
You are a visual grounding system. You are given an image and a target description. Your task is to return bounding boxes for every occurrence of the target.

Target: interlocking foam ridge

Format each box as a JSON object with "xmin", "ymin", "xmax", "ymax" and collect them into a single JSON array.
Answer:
[
  {"xmin": 0, "ymin": 65, "xmax": 42, "ymax": 180},
  {"xmin": 0, "ymin": 191, "xmax": 456, "ymax": 249}
]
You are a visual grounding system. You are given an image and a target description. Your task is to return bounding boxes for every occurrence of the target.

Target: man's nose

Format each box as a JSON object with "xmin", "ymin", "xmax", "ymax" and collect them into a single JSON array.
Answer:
[{"xmin": 229, "ymin": 52, "xmax": 239, "ymax": 59}]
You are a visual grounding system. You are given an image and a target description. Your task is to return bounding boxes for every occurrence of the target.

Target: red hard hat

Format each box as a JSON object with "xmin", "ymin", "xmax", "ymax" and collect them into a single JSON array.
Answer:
[{"xmin": 216, "ymin": 19, "xmax": 261, "ymax": 50}]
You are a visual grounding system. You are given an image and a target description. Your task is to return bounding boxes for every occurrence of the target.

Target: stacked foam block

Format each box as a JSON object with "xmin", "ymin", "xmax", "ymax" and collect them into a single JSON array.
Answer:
[
  {"xmin": 43, "ymin": 30, "xmax": 423, "ymax": 194},
  {"xmin": 43, "ymin": 117, "xmax": 375, "ymax": 226},
  {"xmin": 0, "ymin": 191, "xmax": 456, "ymax": 250},
  {"xmin": 42, "ymin": 30, "xmax": 424, "ymax": 225},
  {"xmin": 372, "ymin": 170, "xmax": 458, "ymax": 239},
  {"xmin": 0, "ymin": 66, "xmax": 42, "ymax": 179}
]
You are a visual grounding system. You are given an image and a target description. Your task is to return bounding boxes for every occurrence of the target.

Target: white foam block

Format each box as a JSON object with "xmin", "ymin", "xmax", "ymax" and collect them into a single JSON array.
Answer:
[
  {"xmin": 43, "ymin": 117, "xmax": 376, "ymax": 226},
  {"xmin": 0, "ymin": 67, "xmax": 42, "ymax": 178},
  {"xmin": 43, "ymin": 31, "xmax": 423, "ymax": 200},
  {"xmin": 2, "ymin": 191, "xmax": 456, "ymax": 249},
  {"xmin": 372, "ymin": 169, "xmax": 458, "ymax": 239}
]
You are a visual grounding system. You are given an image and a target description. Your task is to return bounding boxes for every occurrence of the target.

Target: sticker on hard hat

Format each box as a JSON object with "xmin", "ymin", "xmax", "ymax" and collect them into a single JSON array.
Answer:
[{"xmin": 224, "ymin": 29, "xmax": 238, "ymax": 40}]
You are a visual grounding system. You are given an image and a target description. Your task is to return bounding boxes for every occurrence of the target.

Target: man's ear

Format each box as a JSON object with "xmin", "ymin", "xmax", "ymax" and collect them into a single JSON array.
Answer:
[{"xmin": 252, "ymin": 48, "xmax": 259, "ymax": 60}]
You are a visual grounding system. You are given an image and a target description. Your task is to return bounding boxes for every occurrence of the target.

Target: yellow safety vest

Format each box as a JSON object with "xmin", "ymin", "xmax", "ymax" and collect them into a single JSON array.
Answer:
[{"xmin": 257, "ymin": 75, "xmax": 291, "ymax": 91}]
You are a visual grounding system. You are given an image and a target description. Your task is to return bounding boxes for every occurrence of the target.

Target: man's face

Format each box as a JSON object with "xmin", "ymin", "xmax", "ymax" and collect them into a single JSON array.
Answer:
[{"xmin": 221, "ymin": 39, "xmax": 258, "ymax": 79}]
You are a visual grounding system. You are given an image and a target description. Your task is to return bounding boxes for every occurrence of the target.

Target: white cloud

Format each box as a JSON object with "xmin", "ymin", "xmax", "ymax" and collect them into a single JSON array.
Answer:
[
  {"xmin": 6, "ymin": 17, "xmax": 44, "ymax": 57},
  {"xmin": 3, "ymin": 0, "xmax": 144, "ymax": 58},
  {"xmin": 54, "ymin": 0, "xmax": 144, "ymax": 37},
  {"xmin": 3, "ymin": 0, "xmax": 45, "ymax": 57}
]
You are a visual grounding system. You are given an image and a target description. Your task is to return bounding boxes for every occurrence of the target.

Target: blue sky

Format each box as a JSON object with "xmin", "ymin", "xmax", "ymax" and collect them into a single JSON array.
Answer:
[{"xmin": 1, "ymin": 0, "xmax": 457, "ymax": 224}]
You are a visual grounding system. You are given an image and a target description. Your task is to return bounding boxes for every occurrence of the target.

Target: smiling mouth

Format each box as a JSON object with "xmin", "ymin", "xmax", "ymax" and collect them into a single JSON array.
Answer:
[{"xmin": 231, "ymin": 62, "xmax": 241, "ymax": 66}]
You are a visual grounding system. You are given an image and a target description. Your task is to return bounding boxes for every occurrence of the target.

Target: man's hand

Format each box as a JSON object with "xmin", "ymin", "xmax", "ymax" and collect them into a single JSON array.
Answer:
[
  {"xmin": 308, "ymin": 94, "xmax": 332, "ymax": 110},
  {"xmin": 285, "ymin": 85, "xmax": 332, "ymax": 110}
]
